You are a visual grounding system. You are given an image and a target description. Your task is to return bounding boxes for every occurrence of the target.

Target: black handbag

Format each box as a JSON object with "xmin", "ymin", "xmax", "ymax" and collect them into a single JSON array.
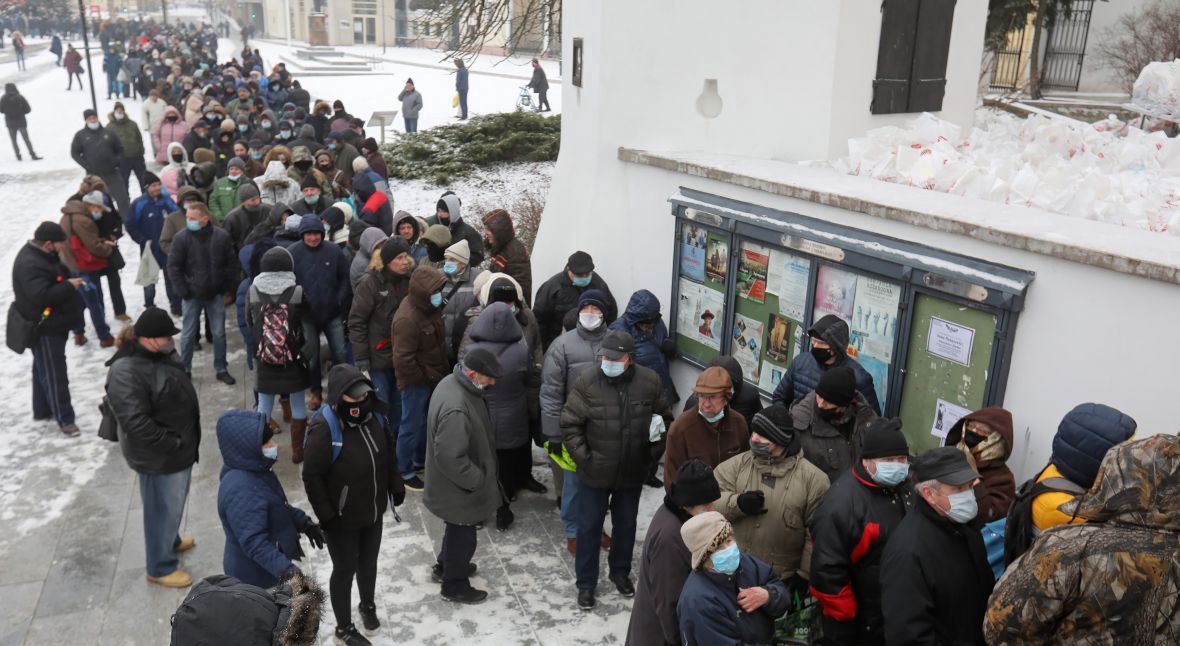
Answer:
[
  {"xmin": 106, "ymin": 247, "xmax": 126, "ymax": 271},
  {"xmin": 97, "ymin": 395, "xmax": 119, "ymax": 442},
  {"xmin": 5, "ymin": 303, "xmax": 38, "ymax": 354}
]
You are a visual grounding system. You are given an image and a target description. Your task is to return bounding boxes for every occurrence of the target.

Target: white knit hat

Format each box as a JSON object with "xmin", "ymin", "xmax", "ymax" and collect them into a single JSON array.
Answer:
[{"xmin": 444, "ymin": 239, "xmax": 471, "ymax": 264}]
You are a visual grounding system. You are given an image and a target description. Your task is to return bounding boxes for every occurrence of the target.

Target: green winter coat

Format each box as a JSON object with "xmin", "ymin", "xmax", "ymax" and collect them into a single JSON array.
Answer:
[
  {"xmin": 423, "ymin": 366, "xmax": 503, "ymax": 525},
  {"xmin": 208, "ymin": 175, "xmax": 245, "ymax": 222},
  {"xmin": 107, "ymin": 115, "xmax": 145, "ymax": 158}
]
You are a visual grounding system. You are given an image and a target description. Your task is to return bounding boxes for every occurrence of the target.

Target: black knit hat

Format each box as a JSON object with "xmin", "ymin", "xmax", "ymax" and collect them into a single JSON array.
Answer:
[
  {"xmin": 33, "ymin": 221, "xmax": 66, "ymax": 243},
  {"xmin": 464, "ymin": 347, "xmax": 503, "ymax": 378},
  {"xmin": 749, "ymin": 404, "xmax": 800, "ymax": 455},
  {"xmin": 134, "ymin": 307, "xmax": 181, "ymax": 338},
  {"xmin": 380, "ymin": 236, "xmax": 411, "ymax": 265},
  {"xmin": 300, "ymin": 174, "xmax": 320, "ymax": 190},
  {"xmin": 259, "ymin": 247, "xmax": 293, "ymax": 273},
  {"xmin": 83, "ymin": 108, "xmax": 97, "ymax": 119},
  {"xmin": 815, "ymin": 366, "xmax": 856, "ymax": 407},
  {"xmin": 670, "ymin": 459, "xmax": 721, "ymax": 507},
  {"xmin": 141, "ymin": 171, "xmax": 161, "ymax": 189},
  {"xmin": 860, "ymin": 418, "xmax": 909, "ymax": 459}
]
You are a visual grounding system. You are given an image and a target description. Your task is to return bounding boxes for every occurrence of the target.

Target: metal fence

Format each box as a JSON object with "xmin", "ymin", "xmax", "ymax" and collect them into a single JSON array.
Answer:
[
  {"xmin": 1041, "ymin": 0, "xmax": 1095, "ymax": 92},
  {"xmin": 989, "ymin": 22, "xmax": 1029, "ymax": 92}
]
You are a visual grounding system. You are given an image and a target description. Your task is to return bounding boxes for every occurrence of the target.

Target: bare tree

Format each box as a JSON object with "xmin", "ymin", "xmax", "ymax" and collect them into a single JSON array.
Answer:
[
  {"xmin": 1095, "ymin": 0, "xmax": 1180, "ymax": 94},
  {"xmin": 412, "ymin": 0, "xmax": 561, "ymax": 60}
]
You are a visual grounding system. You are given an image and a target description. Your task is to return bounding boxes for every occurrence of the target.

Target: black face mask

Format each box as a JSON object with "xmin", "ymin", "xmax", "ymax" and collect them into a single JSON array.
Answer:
[
  {"xmin": 816, "ymin": 406, "xmax": 843, "ymax": 422},
  {"xmin": 243, "ymin": 203, "xmax": 260, "ymax": 213},
  {"xmin": 295, "ymin": 161, "xmax": 311, "ymax": 171},
  {"xmin": 171, "ymin": 154, "xmax": 183, "ymax": 163},
  {"xmin": 810, "ymin": 346, "xmax": 833, "ymax": 364},
  {"xmin": 337, "ymin": 395, "xmax": 372, "ymax": 424},
  {"xmin": 964, "ymin": 431, "xmax": 986, "ymax": 449},
  {"xmin": 426, "ymin": 242, "xmax": 445, "ymax": 262}
]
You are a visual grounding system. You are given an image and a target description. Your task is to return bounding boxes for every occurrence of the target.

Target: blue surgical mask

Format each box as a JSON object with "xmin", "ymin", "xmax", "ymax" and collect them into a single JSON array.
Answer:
[
  {"xmin": 250, "ymin": 151, "xmax": 263, "ymax": 160},
  {"xmin": 601, "ymin": 359, "xmax": 625, "ymax": 378},
  {"xmin": 238, "ymin": 123, "xmax": 248, "ymax": 132},
  {"xmin": 261, "ymin": 120, "xmax": 272, "ymax": 129},
  {"xmin": 699, "ymin": 409, "xmax": 725, "ymax": 424},
  {"xmin": 186, "ymin": 220, "xmax": 201, "ymax": 231},
  {"xmin": 872, "ymin": 461, "xmax": 909, "ymax": 487},
  {"xmin": 327, "ymin": 143, "xmax": 337, "ymax": 151},
  {"xmin": 87, "ymin": 121, "xmax": 100, "ymax": 130},
  {"xmin": 945, "ymin": 489, "xmax": 978, "ymax": 524},
  {"xmin": 262, "ymin": 445, "xmax": 278, "ymax": 460},
  {"xmin": 442, "ymin": 260, "xmax": 459, "ymax": 276},
  {"xmin": 305, "ymin": 194, "xmax": 319, "ymax": 205},
  {"xmin": 710, "ymin": 543, "xmax": 740, "ymax": 574},
  {"xmin": 571, "ymin": 274, "xmax": 591, "ymax": 287},
  {"xmin": 430, "ymin": 292, "xmax": 444, "ymax": 308},
  {"xmin": 90, "ymin": 210, "xmax": 104, "ymax": 221}
]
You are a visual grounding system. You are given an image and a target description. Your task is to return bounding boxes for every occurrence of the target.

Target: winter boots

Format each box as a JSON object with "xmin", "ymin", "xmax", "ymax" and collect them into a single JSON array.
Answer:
[
  {"xmin": 280, "ymin": 398, "xmax": 292, "ymax": 422},
  {"xmin": 290, "ymin": 418, "xmax": 307, "ymax": 464},
  {"xmin": 147, "ymin": 570, "xmax": 193, "ymax": 588}
]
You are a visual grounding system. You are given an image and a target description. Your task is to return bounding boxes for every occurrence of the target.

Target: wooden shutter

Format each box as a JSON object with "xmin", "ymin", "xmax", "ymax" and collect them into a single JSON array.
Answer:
[
  {"xmin": 871, "ymin": 0, "xmax": 921, "ymax": 115},
  {"xmin": 908, "ymin": 0, "xmax": 957, "ymax": 112}
]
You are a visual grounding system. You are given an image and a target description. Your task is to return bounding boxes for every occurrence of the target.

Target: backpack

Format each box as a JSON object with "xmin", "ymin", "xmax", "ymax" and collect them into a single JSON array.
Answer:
[
  {"xmin": 170, "ymin": 575, "xmax": 290, "ymax": 645},
  {"xmin": 1002, "ymin": 469, "xmax": 1086, "ymax": 566},
  {"xmin": 252, "ymin": 285, "xmax": 302, "ymax": 366},
  {"xmin": 303, "ymin": 402, "xmax": 388, "ymax": 464}
]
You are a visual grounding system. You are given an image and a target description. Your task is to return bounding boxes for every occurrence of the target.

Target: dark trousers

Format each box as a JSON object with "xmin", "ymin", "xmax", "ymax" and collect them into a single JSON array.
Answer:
[
  {"xmin": 97, "ymin": 171, "xmax": 131, "ymax": 219},
  {"xmin": 537, "ymin": 90, "xmax": 550, "ymax": 111},
  {"xmin": 99, "ymin": 265, "xmax": 127, "ymax": 317},
  {"xmin": 67, "ymin": 70, "xmax": 83, "ymax": 89},
  {"xmin": 573, "ymin": 485, "xmax": 641, "ymax": 591},
  {"xmin": 119, "ymin": 155, "xmax": 147, "ymax": 195},
  {"xmin": 458, "ymin": 89, "xmax": 468, "ymax": 119},
  {"xmin": 437, "ymin": 522, "xmax": 477, "ymax": 595},
  {"xmin": 324, "ymin": 521, "xmax": 382, "ymax": 628},
  {"xmin": 496, "ymin": 443, "xmax": 532, "ymax": 497},
  {"xmin": 7, "ymin": 126, "xmax": 34, "ymax": 158},
  {"xmin": 31, "ymin": 333, "xmax": 74, "ymax": 426},
  {"xmin": 72, "ymin": 273, "xmax": 112, "ymax": 340}
]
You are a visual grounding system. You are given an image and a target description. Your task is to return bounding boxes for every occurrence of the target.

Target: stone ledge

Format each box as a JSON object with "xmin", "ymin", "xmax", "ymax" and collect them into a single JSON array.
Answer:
[{"xmin": 619, "ymin": 147, "xmax": 1180, "ymax": 286}]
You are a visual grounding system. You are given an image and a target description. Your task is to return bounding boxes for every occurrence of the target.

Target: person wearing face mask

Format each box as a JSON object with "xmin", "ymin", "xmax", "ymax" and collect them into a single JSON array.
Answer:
[
  {"xmin": 12, "ymin": 222, "xmax": 85, "ymax": 436},
  {"xmin": 106, "ymin": 102, "xmax": 146, "ymax": 192},
  {"xmin": 59, "ymin": 194, "xmax": 117, "ymax": 347},
  {"xmin": 208, "ymin": 157, "xmax": 249, "ymax": 223},
  {"xmin": 349, "ymin": 236, "xmax": 412, "ymax": 415},
  {"xmin": 610, "ymin": 289, "xmax": 678, "ymax": 410},
  {"xmin": 772, "ymin": 314, "xmax": 881, "ymax": 415},
  {"xmin": 421, "ymin": 347, "xmax": 504, "ymax": 605},
  {"xmin": 436, "ymin": 240, "xmax": 482, "ymax": 361},
  {"xmin": 223, "ymin": 182, "xmax": 272, "ymax": 250},
  {"xmin": 71, "ymin": 108, "xmax": 131, "ymax": 216},
  {"xmin": 561, "ymin": 329, "xmax": 673, "ymax": 610},
  {"xmin": 243, "ymin": 138, "xmax": 266, "ymax": 177},
  {"xmin": 682, "ymin": 355, "xmax": 764, "ymax": 426},
  {"xmin": 676, "ymin": 511, "xmax": 791, "ymax": 645},
  {"xmin": 274, "ymin": 121, "xmax": 293, "ymax": 143},
  {"xmin": 809, "ymin": 418, "xmax": 914, "ymax": 646},
  {"xmin": 168, "ymin": 201, "xmax": 237, "ymax": 383},
  {"xmin": 302, "ymin": 365, "xmax": 405, "ymax": 645},
  {"xmin": 540, "ymin": 289, "xmax": 612, "ymax": 545},
  {"xmin": 430, "ymin": 192, "xmax": 485, "ymax": 266},
  {"xmin": 160, "ymin": 142, "xmax": 195, "ymax": 198},
  {"xmin": 287, "ymin": 146, "xmax": 330, "ymax": 198},
  {"xmin": 714, "ymin": 405, "xmax": 829, "ymax": 592},
  {"xmin": 106, "ymin": 308, "xmax": 202, "ymax": 588},
  {"xmin": 943, "ymin": 407, "xmax": 1016, "ymax": 524},
  {"xmin": 215, "ymin": 409, "xmax": 324, "ymax": 588},
  {"xmin": 881, "ymin": 447, "xmax": 992, "ymax": 646},
  {"xmin": 292, "ymin": 173, "xmax": 334, "ymax": 216},
  {"xmin": 391, "ymin": 266, "xmax": 450, "ymax": 491},
  {"xmin": 126, "ymin": 173, "xmax": 181, "ymax": 311},
  {"xmin": 664, "ymin": 367, "xmax": 750, "ymax": 494},
  {"xmin": 791, "ymin": 365, "xmax": 880, "ymax": 482},
  {"xmin": 287, "ymin": 215, "xmax": 351, "ymax": 411},
  {"xmin": 324, "ymin": 131, "xmax": 360, "ymax": 181},
  {"xmin": 153, "ymin": 105, "xmax": 190, "ymax": 165},
  {"xmin": 534, "ymin": 250, "xmax": 618, "ymax": 350},
  {"xmin": 481, "ymin": 209, "xmax": 532, "ymax": 305},
  {"xmin": 414, "ymin": 223, "xmax": 453, "ymax": 270},
  {"xmin": 626, "ymin": 460, "xmax": 721, "ymax": 646}
]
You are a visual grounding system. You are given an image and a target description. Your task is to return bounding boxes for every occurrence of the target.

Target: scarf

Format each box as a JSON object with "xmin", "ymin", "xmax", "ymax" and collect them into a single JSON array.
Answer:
[{"xmin": 253, "ymin": 270, "xmax": 296, "ymax": 296}]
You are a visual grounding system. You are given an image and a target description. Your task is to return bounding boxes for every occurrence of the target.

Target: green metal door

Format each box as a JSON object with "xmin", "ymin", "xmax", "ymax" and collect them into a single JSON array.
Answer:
[{"xmin": 898, "ymin": 293, "xmax": 997, "ymax": 453}]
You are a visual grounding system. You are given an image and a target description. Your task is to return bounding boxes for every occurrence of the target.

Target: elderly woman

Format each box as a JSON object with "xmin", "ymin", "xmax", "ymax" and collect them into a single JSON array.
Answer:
[{"xmin": 677, "ymin": 511, "xmax": 790, "ymax": 645}]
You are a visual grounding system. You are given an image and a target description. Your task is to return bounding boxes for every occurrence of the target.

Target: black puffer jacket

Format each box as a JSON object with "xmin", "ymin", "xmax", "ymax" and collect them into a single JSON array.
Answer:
[
  {"xmin": 560, "ymin": 361, "xmax": 672, "ymax": 490},
  {"xmin": 347, "ymin": 266, "xmax": 410, "ymax": 373},
  {"xmin": 166, "ymin": 223, "xmax": 236, "ymax": 300},
  {"xmin": 771, "ymin": 315, "xmax": 881, "ymax": 414},
  {"xmin": 791, "ymin": 391, "xmax": 879, "ymax": 482},
  {"xmin": 105, "ymin": 342, "xmax": 201, "ymax": 475},
  {"xmin": 12, "ymin": 242, "xmax": 83, "ymax": 338},
  {"xmin": 533, "ymin": 269, "xmax": 617, "ymax": 349},
  {"xmin": 301, "ymin": 365, "xmax": 404, "ymax": 530}
]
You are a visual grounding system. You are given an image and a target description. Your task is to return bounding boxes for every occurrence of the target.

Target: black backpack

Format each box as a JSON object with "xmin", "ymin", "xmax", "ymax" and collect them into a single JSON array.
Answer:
[
  {"xmin": 1002, "ymin": 467, "xmax": 1086, "ymax": 566},
  {"xmin": 170, "ymin": 575, "xmax": 293, "ymax": 646}
]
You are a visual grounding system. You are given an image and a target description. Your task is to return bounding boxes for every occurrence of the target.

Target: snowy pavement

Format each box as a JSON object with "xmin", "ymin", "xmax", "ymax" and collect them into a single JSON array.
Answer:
[{"xmin": 0, "ymin": 37, "xmax": 652, "ymax": 646}]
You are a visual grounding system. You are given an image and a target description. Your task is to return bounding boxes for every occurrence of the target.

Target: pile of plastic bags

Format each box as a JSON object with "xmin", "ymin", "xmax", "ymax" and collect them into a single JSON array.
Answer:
[
  {"xmin": 1132, "ymin": 59, "xmax": 1180, "ymax": 120},
  {"xmin": 824, "ymin": 111, "xmax": 1180, "ymax": 235}
]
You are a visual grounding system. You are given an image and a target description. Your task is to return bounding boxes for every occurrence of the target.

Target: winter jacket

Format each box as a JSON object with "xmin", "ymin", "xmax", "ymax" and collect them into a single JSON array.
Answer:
[
  {"xmin": 1050, "ymin": 402, "xmax": 1138, "ymax": 492},
  {"xmin": 288, "ymin": 148, "xmax": 332, "ymax": 197},
  {"xmin": 286, "ymin": 236, "xmax": 350, "ymax": 326},
  {"xmin": 529, "ymin": 66, "xmax": 549, "ymax": 93},
  {"xmin": 682, "ymin": 355, "xmax": 764, "ymax": 424},
  {"xmin": 391, "ymin": 267, "xmax": 449, "ymax": 388},
  {"xmin": 330, "ymin": 142, "xmax": 360, "ymax": 181},
  {"xmin": 482, "ymin": 209, "xmax": 532, "ymax": 305},
  {"xmin": 348, "ymin": 266, "xmax": 411, "ymax": 373},
  {"xmin": 216, "ymin": 410, "xmax": 310, "ymax": 588},
  {"xmin": 663, "ymin": 408, "xmax": 748, "ymax": 493},
  {"xmin": 441, "ymin": 265, "xmax": 484, "ymax": 362},
  {"xmin": 106, "ymin": 342, "xmax": 201, "ymax": 475},
  {"xmin": 984, "ymin": 434, "xmax": 1180, "ymax": 645},
  {"xmin": 70, "ymin": 124, "xmax": 124, "ymax": 175},
  {"xmin": 771, "ymin": 316, "xmax": 881, "ymax": 414},
  {"xmin": 790, "ymin": 391, "xmax": 879, "ymax": 482},
  {"xmin": 247, "ymin": 278, "xmax": 309, "ymax": 395},
  {"xmin": 466, "ymin": 303, "xmax": 532, "ymax": 449},
  {"xmin": 11, "ymin": 242, "xmax": 83, "ymax": 339},
  {"xmin": 223, "ymin": 203, "xmax": 271, "ymax": 251},
  {"xmin": 153, "ymin": 106, "xmax": 189, "ymax": 164},
  {"xmin": 256, "ymin": 161, "xmax": 301, "ymax": 207},
  {"xmin": 677, "ymin": 553, "xmax": 790, "ymax": 646},
  {"xmin": 141, "ymin": 98, "xmax": 166, "ymax": 135},
  {"xmin": 208, "ymin": 174, "xmax": 247, "ymax": 223},
  {"xmin": 610, "ymin": 289, "xmax": 677, "ymax": 404},
  {"xmin": 64, "ymin": 48, "xmax": 82, "ymax": 74},
  {"xmin": 0, "ymin": 88, "xmax": 31, "ymax": 129},
  {"xmin": 159, "ymin": 186, "xmax": 204, "ymax": 255},
  {"xmin": 540, "ymin": 322, "xmax": 608, "ymax": 441},
  {"xmin": 59, "ymin": 200, "xmax": 114, "ymax": 273},
  {"xmin": 432, "ymin": 194, "xmax": 485, "ymax": 266},
  {"xmin": 398, "ymin": 88, "xmax": 423, "ymax": 119},
  {"xmin": 808, "ymin": 461, "xmax": 915, "ymax": 644},
  {"xmin": 106, "ymin": 114, "xmax": 145, "ymax": 158},
  {"xmin": 423, "ymin": 364, "xmax": 503, "ymax": 525},
  {"xmin": 715, "ymin": 451, "xmax": 829, "ymax": 579},
  {"xmin": 880, "ymin": 498, "xmax": 993, "ymax": 646},
  {"xmin": 533, "ymin": 269, "xmax": 617, "ymax": 349},
  {"xmin": 126, "ymin": 191, "xmax": 178, "ymax": 268},
  {"xmin": 287, "ymin": 127, "xmax": 321, "ymax": 156},
  {"xmin": 560, "ymin": 361, "xmax": 671, "ymax": 490},
  {"xmin": 167, "ymin": 223, "xmax": 236, "ymax": 300},
  {"xmin": 159, "ymin": 143, "xmax": 194, "ymax": 198},
  {"xmin": 455, "ymin": 67, "xmax": 469, "ymax": 92},
  {"xmin": 182, "ymin": 130, "xmax": 213, "ymax": 160},
  {"xmin": 349, "ymin": 228, "xmax": 386, "ymax": 290},
  {"xmin": 944, "ymin": 407, "xmax": 1016, "ymax": 524},
  {"xmin": 366, "ymin": 151, "xmax": 389, "ymax": 181},
  {"xmin": 626, "ymin": 500, "xmax": 694, "ymax": 646},
  {"xmin": 353, "ymin": 173, "xmax": 393, "ymax": 235}
]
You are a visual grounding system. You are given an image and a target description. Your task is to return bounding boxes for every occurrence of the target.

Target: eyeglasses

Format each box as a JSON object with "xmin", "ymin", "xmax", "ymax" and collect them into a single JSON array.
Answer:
[{"xmin": 698, "ymin": 393, "xmax": 726, "ymax": 404}]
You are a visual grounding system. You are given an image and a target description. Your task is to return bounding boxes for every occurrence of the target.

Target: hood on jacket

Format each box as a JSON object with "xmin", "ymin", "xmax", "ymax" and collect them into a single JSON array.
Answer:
[
  {"xmin": 481, "ymin": 209, "xmax": 515, "ymax": 246},
  {"xmin": 3, "ymin": 83, "xmax": 15, "ymax": 95},
  {"xmin": 291, "ymin": 145, "xmax": 313, "ymax": 165},
  {"xmin": 193, "ymin": 147, "xmax": 217, "ymax": 164},
  {"xmin": 478, "ymin": 272, "xmax": 524, "ymax": 307},
  {"xmin": 469, "ymin": 301, "xmax": 523, "ymax": 344},
  {"xmin": 807, "ymin": 314, "xmax": 850, "ymax": 358},
  {"xmin": 620, "ymin": 289, "xmax": 662, "ymax": 325},
  {"xmin": 264, "ymin": 144, "xmax": 292, "ymax": 168},
  {"xmin": 298, "ymin": 124, "xmax": 316, "ymax": 140},
  {"xmin": 437, "ymin": 194, "xmax": 462, "ymax": 224},
  {"xmin": 408, "ymin": 266, "xmax": 447, "ymax": 310},
  {"xmin": 260, "ymin": 108, "xmax": 277, "ymax": 125},
  {"xmin": 276, "ymin": 570, "xmax": 325, "ymax": 646},
  {"xmin": 191, "ymin": 160, "xmax": 218, "ymax": 186},
  {"xmin": 708, "ymin": 355, "xmax": 744, "ymax": 396},
  {"xmin": 945, "ymin": 407, "xmax": 1014, "ymax": 464},
  {"xmin": 1051, "ymin": 403, "xmax": 1137, "ymax": 489},
  {"xmin": 394, "ymin": 211, "xmax": 419, "ymax": 241},
  {"xmin": 325, "ymin": 363, "xmax": 372, "ymax": 408},
  {"xmin": 216, "ymin": 409, "xmax": 270, "ymax": 474},
  {"xmin": 421, "ymin": 223, "xmax": 452, "ymax": 248},
  {"xmin": 352, "ymin": 172, "xmax": 376, "ymax": 201},
  {"xmin": 165, "ymin": 141, "xmax": 190, "ymax": 165},
  {"xmin": 1062, "ymin": 434, "xmax": 1180, "ymax": 531},
  {"xmin": 176, "ymin": 185, "xmax": 205, "ymax": 205},
  {"xmin": 358, "ymin": 227, "xmax": 386, "ymax": 257},
  {"xmin": 163, "ymin": 105, "xmax": 182, "ymax": 120},
  {"xmin": 260, "ymin": 160, "xmax": 293, "ymax": 185}
]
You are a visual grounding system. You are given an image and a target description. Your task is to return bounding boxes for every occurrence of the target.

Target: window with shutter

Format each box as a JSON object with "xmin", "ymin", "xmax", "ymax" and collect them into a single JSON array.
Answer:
[{"xmin": 871, "ymin": 0, "xmax": 957, "ymax": 115}]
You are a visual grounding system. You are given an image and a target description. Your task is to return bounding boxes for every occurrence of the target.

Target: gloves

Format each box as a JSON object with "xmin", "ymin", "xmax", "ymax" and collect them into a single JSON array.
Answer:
[
  {"xmin": 391, "ymin": 487, "xmax": 405, "ymax": 507},
  {"xmin": 496, "ymin": 503, "xmax": 515, "ymax": 531},
  {"xmin": 660, "ymin": 338, "xmax": 677, "ymax": 358},
  {"xmin": 784, "ymin": 574, "xmax": 810, "ymax": 605},
  {"xmin": 279, "ymin": 564, "xmax": 302, "ymax": 583},
  {"xmin": 736, "ymin": 490, "xmax": 768, "ymax": 516},
  {"xmin": 547, "ymin": 440, "xmax": 563, "ymax": 457},
  {"xmin": 302, "ymin": 522, "xmax": 325, "ymax": 550}
]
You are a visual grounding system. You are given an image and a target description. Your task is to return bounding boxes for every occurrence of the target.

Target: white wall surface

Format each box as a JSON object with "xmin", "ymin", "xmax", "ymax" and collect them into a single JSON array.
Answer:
[{"xmin": 1077, "ymin": 0, "xmax": 1155, "ymax": 94}]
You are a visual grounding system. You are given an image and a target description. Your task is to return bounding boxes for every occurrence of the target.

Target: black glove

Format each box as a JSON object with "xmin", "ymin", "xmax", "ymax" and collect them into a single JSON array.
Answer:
[
  {"xmin": 660, "ymin": 338, "xmax": 677, "ymax": 358},
  {"xmin": 391, "ymin": 487, "xmax": 406, "ymax": 507},
  {"xmin": 302, "ymin": 523, "xmax": 325, "ymax": 550},
  {"xmin": 784, "ymin": 574, "xmax": 810, "ymax": 605},
  {"xmin": 547, "ymin": 440, "xmax": 563, "ymax": 457},
  {"xmin": 736, "ymin": 490, "xmax": 768, "ymax": 516},
  {"xmin": 279, "ymin": 564, "xmax": 302, "ymax": 583},
  {"xmin": 496, "ymin": 503, "xmax": 515, "ymax": 531}
]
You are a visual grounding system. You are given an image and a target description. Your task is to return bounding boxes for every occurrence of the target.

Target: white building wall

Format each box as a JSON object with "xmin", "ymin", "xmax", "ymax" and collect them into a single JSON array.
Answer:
[{"xmin": 1077, "ymin": 0, "xmax": 1155, "ymax": 94}]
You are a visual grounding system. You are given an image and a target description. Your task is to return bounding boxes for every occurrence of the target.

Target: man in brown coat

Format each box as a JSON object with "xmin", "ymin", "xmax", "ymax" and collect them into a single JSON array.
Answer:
[
  {"xmin": 481, "ymin": 209, "xmax": 532, "ymax": 305},
  {"xmin": 60, "ymin": 194, "xmax": 116, "ymax": 346},
  {"xmin": 663, "ymin": 367, "xmax": 750, "ymax": 493},
  {"xmin": 391, "ymin": 266, "xmax": 449, "ymax": 491}
]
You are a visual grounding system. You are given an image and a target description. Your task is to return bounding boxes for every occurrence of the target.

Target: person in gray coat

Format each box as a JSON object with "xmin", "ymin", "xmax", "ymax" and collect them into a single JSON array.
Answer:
[
  {"xmin": 439, "ymin": 239, "xmax": 483, "ymax": 363},
  {"xmin": 423, "ymin": 348, "xmax": 505, "ymax": 605},
  {"xmin": 350, "ymin": 227, "xmax": 385, "ymax": 291},
  {"xmin": 397, "ymin": 78, "xmax": 423, "ymax": 133}
]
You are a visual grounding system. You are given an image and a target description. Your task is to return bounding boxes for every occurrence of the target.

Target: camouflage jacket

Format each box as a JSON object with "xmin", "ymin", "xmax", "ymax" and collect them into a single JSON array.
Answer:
[{"xmin": 984, "ymin": 434, "xmax": 1180, "ymax": 645}]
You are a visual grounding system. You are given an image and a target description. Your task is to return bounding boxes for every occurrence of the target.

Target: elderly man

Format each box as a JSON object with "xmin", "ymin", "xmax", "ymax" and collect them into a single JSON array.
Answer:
[
  {"xmin": 534, "ymin": 250, "xmax": 617, "ymax": 350},
  {"xmin": 881, "ymin": 447, "xmax": 993, "ymax": 646},
  {"xmin": 561, "ymin": 329, "xmax": 672, "ymax": 610},
  {"xmin": 663, "ymin": 366, "xmax": 749, "ymax": 493},
  {"xmin": 423, "ymin": 348, "xmax": 505, "ymax": 605},
  {"xmin": 809, "ymin": 418, "xmax": 914, "ymax": 646}
]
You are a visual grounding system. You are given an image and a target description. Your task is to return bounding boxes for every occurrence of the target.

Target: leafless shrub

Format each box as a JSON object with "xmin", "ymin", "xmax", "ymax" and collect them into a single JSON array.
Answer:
[{"xmin": 1095, "ymin": 0, "xmax": 1180, "ymax": 93}]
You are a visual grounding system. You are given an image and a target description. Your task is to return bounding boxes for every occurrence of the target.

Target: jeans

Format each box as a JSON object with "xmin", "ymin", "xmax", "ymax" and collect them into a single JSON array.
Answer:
[
  {"xmin": 7, "ymin": 126, "xmax": 34, "ymax": 158},
  {"xmin": 404, "ymin": 117, "xmax": 418, "ymax": 133},
  {"xmin": 138, "ymin": 466, "xmax": 192, "ymax": 577},
  {"xmin": 180, "ymin": 296, "xmax": 227, "ymax": 373},
  {"xmin": 458, "ymin": 89, "xmax": 468, "ymax": 119},
  {"xmin": 106, "ymin": 73, "xmax": 118, "ymax": 98},
  {"xmin": 369, "ymin": 368, "xmax": 401, "ymax": 437},
  {"xmin": 31, "ymin": 333, "xmax": 74, "ymax": 426},
  {"xmin": 438, "ymin": 522, "xmax": 477, "ymax": 595},
  {"xmin": 14, "ymin": 49, "xmax": 24, "ymax": 71},
  {"xmin": 561, "ymin": 470, "xmax": 581, "ymax": 539},
  {"xmin": 72, "ymin": 273, "xmax": 111, "ymax": 340},
  {"xmin": 99, "ymin": 265, "xmax": 126, "ymax": 317},
  {"xmin": 324, "ymin": 521, "xmax": 382, "ymax": 628},
  {"xmin": 119, "ymin": 155, "xmax": 148, "ymax": 196},
  {"xmin": 67, "ymin": 71, "xmax": 83, "ymax": 90},
  {"xmin": 573, "ymin": 485, "xmax": 641, "ymax": 591},
  {"xmin": 258, "ymin": 390, "xmax": 307, "ymax": 420},
  {"xmin": 397, "ymin": 383, "xmax": 432, "ymax": 479},
  {"xmin": 301, "ymin": 317, "xmax": 347, "ymax": 395}
]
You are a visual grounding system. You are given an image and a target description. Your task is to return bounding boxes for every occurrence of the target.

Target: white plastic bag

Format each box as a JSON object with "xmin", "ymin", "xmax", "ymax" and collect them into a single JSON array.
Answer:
[
  {"xmin": 135, "ymin": 245, "xmax": 159, "ymax": 287},
  {"xmin": 649, "ymin": 414, "xmax": 666, "ymax": 443}
]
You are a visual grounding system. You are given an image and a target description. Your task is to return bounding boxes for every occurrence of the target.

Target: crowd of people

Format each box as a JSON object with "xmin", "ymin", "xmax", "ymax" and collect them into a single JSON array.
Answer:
[{"xmin": 7, "ymin": 16, "xmax": 1177, "ymax": 646}]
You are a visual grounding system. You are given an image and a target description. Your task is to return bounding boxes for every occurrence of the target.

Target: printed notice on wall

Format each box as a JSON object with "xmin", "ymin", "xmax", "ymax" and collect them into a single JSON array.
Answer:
[
  {"xmin": 930, "ymin": 398, "xmax": 972, "ymax": 441},
  {"xmin": 927, "ymin": 317, "xmax": 975, "ymax": 367},
  {"xmin": 767, "ymin": 250, "xmax": 809, "ymax": 321}
]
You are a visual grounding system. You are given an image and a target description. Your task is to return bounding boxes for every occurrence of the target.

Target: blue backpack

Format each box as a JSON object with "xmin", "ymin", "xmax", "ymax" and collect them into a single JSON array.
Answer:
[
  {"xmin": 981, "ymin": 517, "xmax": 1007, "ymax": 580},
  {"xmin": 303, "ymin": 404, "xmax": 388, "ymax": 463}
]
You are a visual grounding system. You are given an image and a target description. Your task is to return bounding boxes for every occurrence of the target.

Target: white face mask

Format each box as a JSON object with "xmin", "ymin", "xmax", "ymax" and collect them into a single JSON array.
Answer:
[{"xmin": 579, "ymin": 313, "xmax": 603, "ymax": 331}]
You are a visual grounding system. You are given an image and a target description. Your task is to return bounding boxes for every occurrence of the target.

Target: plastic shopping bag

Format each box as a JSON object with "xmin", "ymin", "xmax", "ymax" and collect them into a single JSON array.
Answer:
[{"xmin": 135, "ymin": 245, "xmax": 159, "ymax": 287}]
